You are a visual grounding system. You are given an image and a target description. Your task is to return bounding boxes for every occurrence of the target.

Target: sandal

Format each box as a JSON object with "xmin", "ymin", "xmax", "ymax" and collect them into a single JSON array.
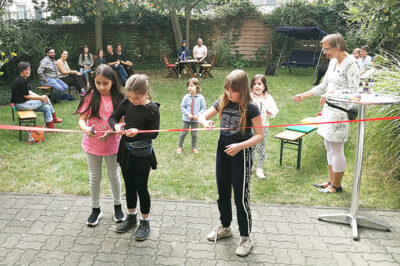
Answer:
[
  {"xmin": 318, "ymin": 184, "xmax": 342, "ymax": 193},
  {"xmin": 314, "ymin": 181, "xmax": 331, "ymax": 188}
]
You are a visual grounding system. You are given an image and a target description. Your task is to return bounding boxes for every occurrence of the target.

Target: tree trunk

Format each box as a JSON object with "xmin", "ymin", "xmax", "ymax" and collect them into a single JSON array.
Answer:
[
  {"xmin": 170, "ymin": 4, "xmax": 183, "ymax": 49},
  {"xmin": 185, "ymin": 5, "xmax": 191, "ymax": 48},
  {"xmin": 94, "ymin": 0, "xmax": 103, "ymax": 52},
  {"xmin": 185, "ymin": 0, "xmax": 202, "ymax": 49},
  {"xmin": 95, "ymin": 14, "xmax": 102, "ymax": 52}
]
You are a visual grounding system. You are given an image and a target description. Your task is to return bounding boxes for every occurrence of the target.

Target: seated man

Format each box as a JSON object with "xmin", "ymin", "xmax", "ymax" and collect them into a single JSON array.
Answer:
[
  {"xmin": 192, "ymin": 38, "xmax": 207, "ymax": 76},
  {"xmin": 37, "ymin": 47, "xmax": 69, "ymax": 102},
  {"xmin": 116, "ymin": 43, "xmax": 134, "ymax": 76},
  {"xmin": 177, "ymin": 40, "xmax": 190, "ymax": 77},
  {"xmin": 105, "ymin": 44, "xmax": 128, "ymax": 85},
  {"xmin": 360, "ymin": 45, "xmax": 372, "ymax": 75}
]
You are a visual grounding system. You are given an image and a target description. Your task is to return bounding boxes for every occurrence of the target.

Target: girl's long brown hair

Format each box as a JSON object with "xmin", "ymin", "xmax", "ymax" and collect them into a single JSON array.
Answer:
[
  {"xmin": 74, "ymin": 64, "xmax": 124, "ymax": 119},
  {"xmin": 219, "ymin": 69, "xmax": 251, "ymax": 132}
]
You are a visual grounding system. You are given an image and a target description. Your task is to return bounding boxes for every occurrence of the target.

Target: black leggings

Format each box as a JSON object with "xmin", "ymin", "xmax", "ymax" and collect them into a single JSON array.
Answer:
[
  {"xmin": 61, "ymin": 74, "xmax": 86, "ymax": 92},
  {"xmin": 121, "ymin": 155, "xmax": 151, "ymax": 214}
]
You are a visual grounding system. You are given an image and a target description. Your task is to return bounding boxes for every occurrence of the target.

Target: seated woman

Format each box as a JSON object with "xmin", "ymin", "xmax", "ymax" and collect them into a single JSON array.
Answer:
[
  {"xmin": 95, "ymin": 49, "xmax": 106, "ymax": 69},
  {"xmin": 11, "ymin": 62, "xmax": 62, "ymax": 129},
  {"xmin": 177, "ymin": 40, "xmax": 190, "ymax": 77},
  {"xmin": 56, "ymin": 50, "xmax": 87, "ymax": 96},
  {"xmin": 78, "ymin": 45, "xmax": 94, "ymax": 88}
]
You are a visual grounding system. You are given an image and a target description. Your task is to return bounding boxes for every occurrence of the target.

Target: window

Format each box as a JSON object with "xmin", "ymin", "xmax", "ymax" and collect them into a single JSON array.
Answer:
[
  {"xmin": 17, "ymin": 6, "xmax": 26, "ymax": 20},
  {"xmin": 35, "ymin": 8, "xmax": 43, "ymax": 20}
]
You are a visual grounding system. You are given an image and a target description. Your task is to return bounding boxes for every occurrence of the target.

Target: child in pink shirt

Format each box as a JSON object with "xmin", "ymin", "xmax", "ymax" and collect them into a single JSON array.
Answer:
[{"xmin": 75, "ymin": 64, "xmax": 125, "ymax": 226}]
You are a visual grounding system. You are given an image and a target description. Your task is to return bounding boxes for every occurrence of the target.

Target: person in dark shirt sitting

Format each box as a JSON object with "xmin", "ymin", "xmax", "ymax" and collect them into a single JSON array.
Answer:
[
  {"xmin": 177, "ymin": 40, "xmax": 190, "ymax": 77},
  {"xmin": 95, "ymin": 49, "xmax": 106, "ymax": 70},
  {"xmin": 116, "ymin": 43, "xmax": 134, "ymax": 77},
  {"xmin": 105, "ymin": 44, "xmax": 128, "ymax": 85},
  {"xmin": 11, "ymin": 62, "xmax": 62, "ymax": 128}
]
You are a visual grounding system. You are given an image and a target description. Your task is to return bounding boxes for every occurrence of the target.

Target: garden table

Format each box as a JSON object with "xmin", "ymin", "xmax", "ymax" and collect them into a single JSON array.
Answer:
[
  {"xmin": 178, "ymin": 59, "xmax": 197, "ymax": 78},
  {"xmin": 318, "ymin": 93, "xmax": 400, "ymax": 240}
]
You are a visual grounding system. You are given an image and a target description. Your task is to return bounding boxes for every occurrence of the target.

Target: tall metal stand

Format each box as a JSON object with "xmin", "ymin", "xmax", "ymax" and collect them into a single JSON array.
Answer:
[{"xmin": 318, "ymin": 105, "xmax": 391, "ymax": 240}]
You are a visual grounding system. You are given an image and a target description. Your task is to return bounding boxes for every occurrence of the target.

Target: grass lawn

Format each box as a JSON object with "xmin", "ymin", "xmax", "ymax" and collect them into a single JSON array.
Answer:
[{"xmin": 0, "ymin": 67, "xmax": 399, "ymax": 209}]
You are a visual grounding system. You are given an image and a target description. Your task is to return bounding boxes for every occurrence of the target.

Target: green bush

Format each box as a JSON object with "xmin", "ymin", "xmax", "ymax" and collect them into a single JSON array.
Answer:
[
  {"xmin": 0, "ymin": 20, "xmax": 51, "ymax": 83},
  {"xmin": 364, "ymin": 51, "xmax": 400, "ymax": 179},
  {"xmin": 212, "ymin": 39, "xmax": 231, "ymax": 67}
]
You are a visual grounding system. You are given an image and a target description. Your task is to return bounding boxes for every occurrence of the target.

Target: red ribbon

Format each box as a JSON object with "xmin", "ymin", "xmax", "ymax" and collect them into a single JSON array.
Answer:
[{"xmin": 1, "ymin": 116, "xmax": 399, "ymax": 134}]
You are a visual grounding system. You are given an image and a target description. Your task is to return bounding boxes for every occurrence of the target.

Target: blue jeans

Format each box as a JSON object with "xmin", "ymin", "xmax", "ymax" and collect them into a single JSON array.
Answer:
[
  {"xmin": 111, "ymin": 65, "xmax": 128, "ymax": 85},
  {"xmin": 80, "ymin": 67, "xmax": 92, "ymax": 80},
  {"xmin": 15, "ymin": 99, "xmax": 55, "ymax": 122},
  {"xmin": 40, "ymin": 78, "xmax": 68, "ymax": 102}
]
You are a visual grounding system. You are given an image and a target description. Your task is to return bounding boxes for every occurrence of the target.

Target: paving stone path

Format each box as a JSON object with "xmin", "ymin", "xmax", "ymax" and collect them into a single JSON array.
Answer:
[{"xmin": 0, "ymin": 192, "xmax": 399, "ymax": 265}]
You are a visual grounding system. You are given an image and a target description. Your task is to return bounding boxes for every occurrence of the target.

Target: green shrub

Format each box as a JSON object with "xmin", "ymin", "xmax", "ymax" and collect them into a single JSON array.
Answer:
[
  {"xmin": 365, "ymin": 51, "xmax": 400, "ymax": 179},
  {"xmin": 212, "ymin": 39, "xmax": 231, "ymax": 67}
]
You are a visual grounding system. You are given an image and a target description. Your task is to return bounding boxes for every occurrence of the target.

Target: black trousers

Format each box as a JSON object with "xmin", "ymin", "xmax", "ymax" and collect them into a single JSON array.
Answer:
[
  {"xmin": 121, "ymin": 155, "xmax": 151, "ymax": 214},
  {"xmin": 60, "ymin": 74, "xmax": 86, "ymax": 91},
  {"xmin": 122, "ymin": 64, "xmax": 134, "ymax": 76},
  {"xmin": 192, "ymin": 57, "xmax": 205, "ymax": 74},
  {"xmin": 216, "ymin": 135, "xmax": 253, "ymax": 237}
]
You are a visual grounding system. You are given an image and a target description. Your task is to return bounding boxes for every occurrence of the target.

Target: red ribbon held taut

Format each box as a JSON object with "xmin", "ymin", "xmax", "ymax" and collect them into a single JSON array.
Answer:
[{"xmin": 0, "ymin": 116, "xmax": 398, "ymax": 134}]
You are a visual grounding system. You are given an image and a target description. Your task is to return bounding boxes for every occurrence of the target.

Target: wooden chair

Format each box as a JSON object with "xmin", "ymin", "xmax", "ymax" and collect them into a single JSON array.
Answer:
[
  {"xmin": 201, "ymin": 54, "xmax": 217, "ymax": 78},
  {"xmin": 161, "ymin": 55, "xmax": 178, "ymax": 78}
]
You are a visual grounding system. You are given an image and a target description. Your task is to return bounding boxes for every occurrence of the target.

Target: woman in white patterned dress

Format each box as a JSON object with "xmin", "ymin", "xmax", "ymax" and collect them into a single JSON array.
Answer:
[{"xmin": 293, "ymin": 33, "xmax": 360, "ymax": 193}]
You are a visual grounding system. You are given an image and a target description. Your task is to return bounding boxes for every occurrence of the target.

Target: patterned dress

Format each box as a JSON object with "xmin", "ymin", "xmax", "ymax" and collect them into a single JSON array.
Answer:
[{"xmin": 311, "ymin": 56, "xmax": 360, "ymax": 143}]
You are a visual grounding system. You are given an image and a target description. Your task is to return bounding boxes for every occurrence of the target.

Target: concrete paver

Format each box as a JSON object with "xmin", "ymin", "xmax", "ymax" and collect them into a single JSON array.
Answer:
[{"xmin": 0, "ymin": 192, "xmax": 399, "ymax": 265}]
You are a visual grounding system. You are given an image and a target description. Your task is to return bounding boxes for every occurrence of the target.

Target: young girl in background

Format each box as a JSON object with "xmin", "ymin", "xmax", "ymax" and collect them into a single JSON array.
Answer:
[
  {"xmin": 75, "ymin": 64, "xmax": 125, "ymax": 227},
  {"xmin": 177, "ymin": 78, "xmax": 206, "ymax": 154},
  {"xmin": 109, "ymin": 74, "xmax": 160, "ymax": 241},
  {"xmin": 250, "ymin": 74, "xmax": 279, "ymax": 178},
  {"xmin": 198, "ymin": 69, "xmax": 264, "ymax": 257}
]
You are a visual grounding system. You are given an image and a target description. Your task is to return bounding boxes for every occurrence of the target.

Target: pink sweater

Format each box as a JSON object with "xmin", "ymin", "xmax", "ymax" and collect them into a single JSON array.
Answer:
[{"xmin": 79, "ymin": 93, "xmax": 121, "ymax": 156}]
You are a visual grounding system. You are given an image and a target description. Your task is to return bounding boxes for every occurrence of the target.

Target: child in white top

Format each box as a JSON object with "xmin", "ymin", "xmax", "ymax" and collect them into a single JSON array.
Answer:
[{"xmin": 250, "ymin": 74, "xmax": 279, "ymax": 178}]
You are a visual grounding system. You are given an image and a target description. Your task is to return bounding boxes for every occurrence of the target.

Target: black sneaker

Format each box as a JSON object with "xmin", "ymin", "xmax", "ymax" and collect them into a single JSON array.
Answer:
[
  {"xmin": 135, "ymin": 219, "xmax": 150, "ymax": 241},
  {"xmin": 86, "ymin": 208, "xmax": 103, "ymax": 227},
  {"xmin": 114, "ymin": 205, "xmax": 125, "ymax": 223},
  {"xmin": 116, "ymin": 213, "xmax": 137, "ymax": 233}
]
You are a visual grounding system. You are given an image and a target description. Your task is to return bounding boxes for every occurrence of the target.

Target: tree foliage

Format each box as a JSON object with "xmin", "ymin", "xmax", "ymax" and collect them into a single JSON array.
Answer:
[{"xmin": 346, "ymin": 0, "xmax": 400, "ymax": 51}]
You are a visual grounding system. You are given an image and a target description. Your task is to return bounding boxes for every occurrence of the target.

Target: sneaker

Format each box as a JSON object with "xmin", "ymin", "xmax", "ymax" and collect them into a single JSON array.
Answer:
[
  {"xmin": 256, "ymin": 168, "xmax": 266, "ymax": 179},
  {"xmin": 116, "ymin": 213, "xmax": 137, "ymax": 233},
  {"xmin": 80, "ymin": 89, "xmax": 86, "ymax": 97},
  {"xmin": 192, "ymin": 148, "xmax": 199, "ymax": 154},
  {"xmin": 86, "ymin": 208, "xmax": 103, "ymax": 227},
  {"xmin": 178, "ymin": 74, "xmax": 181, "ymax": 78},
  {"xmin": 207, "ymin": 225, "xmax": 232, "ymax": 242},
  {"xmin": 135, "ymin": 219, "xmax": 150, "ymax": 241},
  {"xmin": 176, "ymin": 147, "xmax": 182, "ymax": 154},
  {"xmin": 236, "ymin": 236, "xmax": 253, "ymax": 257},
  {"xmin": 114, "ymin": 204, "xmax": 125, "ymax": 223}
]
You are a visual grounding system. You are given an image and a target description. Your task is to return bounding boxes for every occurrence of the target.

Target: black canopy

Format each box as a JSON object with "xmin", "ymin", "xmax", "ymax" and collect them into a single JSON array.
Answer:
[{"xmin": 275, "ymin": 27, "xmax": 328, "ymax": 40}]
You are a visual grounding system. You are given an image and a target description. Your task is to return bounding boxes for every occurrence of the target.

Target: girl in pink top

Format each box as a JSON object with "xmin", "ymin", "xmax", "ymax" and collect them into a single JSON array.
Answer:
[{"xmin": 75, "ymin": 64, "xmax": 125, "ymax": 227}]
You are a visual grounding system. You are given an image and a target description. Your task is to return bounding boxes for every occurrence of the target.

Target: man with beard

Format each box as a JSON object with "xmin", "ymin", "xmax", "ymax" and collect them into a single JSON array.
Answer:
[{"xmin": 38, "ymin": 47, "xmax": 69, "ymax": 102}]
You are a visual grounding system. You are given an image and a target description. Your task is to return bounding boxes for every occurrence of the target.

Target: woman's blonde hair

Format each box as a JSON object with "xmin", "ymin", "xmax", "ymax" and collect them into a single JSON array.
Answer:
[
  {"xmin": 187, "ymin": 77, "xmax": 201, "ymax": 93},
  {"xmin": 321, "ymin": 33, "xmax": 347, "ymax": 52},
  {"xmin": 125, "ymin": 74, "xmax": 152, "ymax": 100},
  {"xmin": 219, "ymin": 69, "xmax": 251, "ymax": 132}
]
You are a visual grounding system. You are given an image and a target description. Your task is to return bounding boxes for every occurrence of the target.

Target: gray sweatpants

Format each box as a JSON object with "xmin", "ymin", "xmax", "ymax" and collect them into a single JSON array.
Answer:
[
  {"xmin": 86, "ymin": 152, "xmax": 122, "ymax": 208},
  {"xmin": 178, "ymin": 121, "xmax": 199, "ymax": 149}
]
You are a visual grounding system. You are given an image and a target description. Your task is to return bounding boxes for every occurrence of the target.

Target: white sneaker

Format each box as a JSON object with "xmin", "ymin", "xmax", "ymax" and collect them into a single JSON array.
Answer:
[
  {"xmin": 207, "ymin": 225, "xmax": 232, "ymax": 242},
  {"xmin": 236, "ymin": 236, "xmax": 253, "ymax": 256},
  {"xmin": 256, "ymin": 168, "xmax": 266, "ymax": 179}
]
